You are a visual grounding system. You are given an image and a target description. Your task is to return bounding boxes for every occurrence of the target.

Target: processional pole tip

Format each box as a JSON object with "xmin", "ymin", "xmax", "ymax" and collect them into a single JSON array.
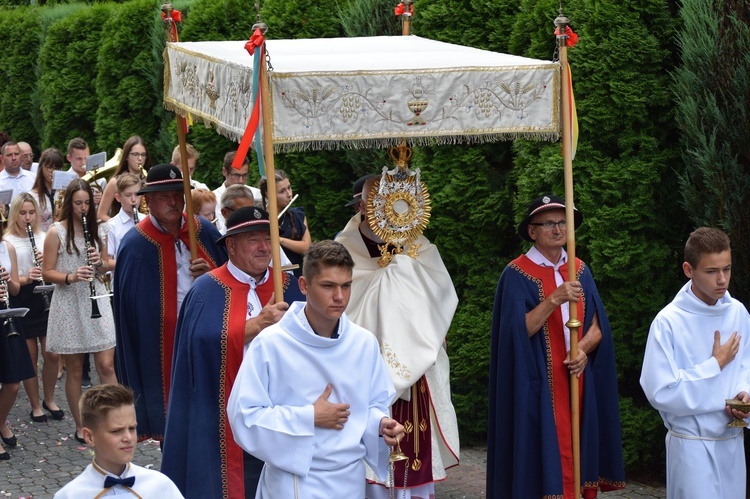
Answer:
[
  {"xmin": 554, "ymin": 13, "xmax": 570, "ymax": 29},
  {"xmin": 252, "ymin": 22, "xmax": 269, "ymax": 34},
  {"xmin": 161, "ymin": 3, "xmax": 174, "ymax": 16}
]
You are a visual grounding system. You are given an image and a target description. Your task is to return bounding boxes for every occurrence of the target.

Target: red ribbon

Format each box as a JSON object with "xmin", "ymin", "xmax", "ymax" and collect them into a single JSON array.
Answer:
[
  {"xmin": 555, "ymin": 26, "xmax": 578, "ymax": 48},
  {"xmin": 232, "ymin": 84, "xmax": 262, "ymax": 170},
  {"xmin": 245, "ymin": 28, "xmax": 265, "ymax": 56},
  {"xmin": 394, "ymin": 3, "xmax": 414, "ymax": 16},
  {"xmin": 233, "ymin": 31, "xmax": 266, "ymax": 170},
  {"xmin": 565, "ymin": 26, "xmax": 578, "ymax": 47},
  {"xmin": 161, "ymin": 9, "xmax": 182, "ymax": 43}
]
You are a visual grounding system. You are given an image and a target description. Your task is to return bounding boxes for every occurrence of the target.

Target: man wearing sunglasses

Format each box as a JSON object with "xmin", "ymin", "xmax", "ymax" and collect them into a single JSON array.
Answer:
[{"xmin": 487, "ymin": 194, "xmax": 625, "ymax": 498}]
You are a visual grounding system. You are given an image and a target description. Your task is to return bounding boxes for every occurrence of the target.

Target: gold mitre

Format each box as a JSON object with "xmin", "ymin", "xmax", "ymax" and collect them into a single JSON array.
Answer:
[{"xmin": 366, "ymin": 143, "xmax": 431, "ymax": 266}]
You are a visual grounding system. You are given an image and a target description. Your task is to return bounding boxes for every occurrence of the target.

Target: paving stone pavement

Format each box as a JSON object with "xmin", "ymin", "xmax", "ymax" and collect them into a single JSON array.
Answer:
[{"xmin": 1, "ymin": 366, "xmax": 667, "ymax": 498}]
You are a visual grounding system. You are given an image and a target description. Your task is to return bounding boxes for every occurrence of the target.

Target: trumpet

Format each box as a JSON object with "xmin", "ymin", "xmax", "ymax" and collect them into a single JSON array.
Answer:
[
  {"xmin": 0, "ymin": 268, "xmax": 20, "ymax": 338},
  {"xmin": 81, "ymin": 214, "xmax": 102, "ymax": 319},
  {"xmin": 26, "ymin": 224, "xmax": 52, "ymax": 313}
]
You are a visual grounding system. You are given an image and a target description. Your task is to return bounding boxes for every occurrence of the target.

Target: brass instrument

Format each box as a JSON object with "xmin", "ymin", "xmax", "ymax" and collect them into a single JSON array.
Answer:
[
  {"xmin": 55, "ymin": 148, "xmax": 123, "ymax": 220},
  {"xmin": 26, "ymin": 224, "xmax": 52, "ymax": 313},
  {"xmin": 137, "ymin": 163, "xmax": 149, "ymax": 216},
  {"xmin": 81, "ymin": 148, "xmax": 122, "ymax": 185},
  {"xmin": 81, "ymin": 214, "xmax": 102, "ymax": 319}
]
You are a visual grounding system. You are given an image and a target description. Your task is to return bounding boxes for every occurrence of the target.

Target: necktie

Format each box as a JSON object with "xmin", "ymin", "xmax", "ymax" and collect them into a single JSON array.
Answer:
[{"xmin": 103, "ymin": 475, "xmax": 136, "ymax": 488}]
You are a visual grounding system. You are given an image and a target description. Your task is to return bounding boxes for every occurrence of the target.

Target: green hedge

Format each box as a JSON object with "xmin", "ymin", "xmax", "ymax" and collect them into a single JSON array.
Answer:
[
  {"xmin": 175, "ymin": 0, "xmax": 256, "ymax": 185},
  {"xmin": 38, "ymin": 4, "xmax": 109, "ymax": 152},
  {"xmin": 94, "ymin": 0, "xmax": 165, "ymax": 159},
  {"xmin": 0, "ymin": 6, "xmax": 42, "ymax": 146}
]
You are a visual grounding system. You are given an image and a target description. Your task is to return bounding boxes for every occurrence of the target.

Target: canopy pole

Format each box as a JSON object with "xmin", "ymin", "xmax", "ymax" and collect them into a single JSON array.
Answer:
[
  {"xmin": 162, "ymin": 2, "xmax": 198, "ymax": 260},
  {"xmin": 398, "ymin": 0, "xmax": 413, "ymax": 36},
  {"xmin": 555, "ymin": 11, "xmax": 581, "ymax": 499},
  {"xmin": 254, "ymin": 22, "xmax": 284, "ymax": 301}
]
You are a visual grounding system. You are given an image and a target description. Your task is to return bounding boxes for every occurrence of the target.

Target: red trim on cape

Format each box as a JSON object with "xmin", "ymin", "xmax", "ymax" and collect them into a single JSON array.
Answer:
[
  {"xmin": 514, "ymin": 255, "xmax": 585, "ymax": 499},
  {"xmin": 138, "ymin": 214, "xmax": 216, "ymax": 413},
  {"xmin": 212, "ymin": 264, "xmax": 249, "ymax": 499},
  {"xmin": 255, "ymin": 268, "xmax": 286, "ymax": 307}
]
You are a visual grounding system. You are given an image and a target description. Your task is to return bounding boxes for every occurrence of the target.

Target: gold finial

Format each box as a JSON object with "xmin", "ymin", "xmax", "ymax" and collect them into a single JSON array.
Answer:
[
  {"xmin": 388, "ymin": 140, "xmax": 413, "ymax": 173},
  {"xmin": 161, "ymin": 3, "xmax": 174, "ymax": 18}
]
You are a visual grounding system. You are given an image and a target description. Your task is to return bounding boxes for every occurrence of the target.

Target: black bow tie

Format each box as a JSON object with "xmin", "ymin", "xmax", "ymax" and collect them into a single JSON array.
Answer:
[{"xmin": 104, "ymin": 475, "xmax": 136, "ymax": 488}]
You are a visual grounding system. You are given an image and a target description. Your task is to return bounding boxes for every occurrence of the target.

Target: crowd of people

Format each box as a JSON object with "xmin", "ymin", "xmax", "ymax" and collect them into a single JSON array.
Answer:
[
  {"xmin": 1, "ymin": 131, "xmax": 747, "ymax": 499},
  {"xmin": 0, "ymin": 134, "xmax": 454, "ymax": 498}
]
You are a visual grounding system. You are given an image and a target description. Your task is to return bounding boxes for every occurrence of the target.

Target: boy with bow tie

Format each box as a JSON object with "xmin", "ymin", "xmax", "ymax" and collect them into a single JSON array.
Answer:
[{"xmin": 54, "ymin": 384, "xmax": 183, "ymax": 498}]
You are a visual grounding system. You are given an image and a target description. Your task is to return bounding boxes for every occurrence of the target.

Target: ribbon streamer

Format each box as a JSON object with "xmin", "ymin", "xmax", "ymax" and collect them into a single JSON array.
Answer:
[
  {"xmin": 232, "ymin": 28, "xmax": 266, "ymax": 172},
  {"xmin": 555, "ymin": 25, "xmax": 578, "ymax": 48},
  {"xmin": 161, "ymin": 9, "xmax": 182, "ymax": 43}
]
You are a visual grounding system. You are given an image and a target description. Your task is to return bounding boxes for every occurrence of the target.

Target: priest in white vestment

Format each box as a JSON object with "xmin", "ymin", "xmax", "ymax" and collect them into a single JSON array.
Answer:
[
  {"xmin": 335, "ymin": 175, "xmax": 460, "ymax": 498},
  {"xmin": 641, "ymin": 227, "xmax": 750, "ymax": 499},
  {"xmin": 228, "ymin": 240, "xmax": 405, "ymax": 498}
]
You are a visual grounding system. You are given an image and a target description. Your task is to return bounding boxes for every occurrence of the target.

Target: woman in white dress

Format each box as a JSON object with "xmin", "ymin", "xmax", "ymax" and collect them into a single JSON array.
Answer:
[
  {"xmin": 6, "ymin": 193, "xmax": 64, "ymax": 423},
  {"xmin": 42, "ymin": 180, "xmax": 116, "ymax": 444}
]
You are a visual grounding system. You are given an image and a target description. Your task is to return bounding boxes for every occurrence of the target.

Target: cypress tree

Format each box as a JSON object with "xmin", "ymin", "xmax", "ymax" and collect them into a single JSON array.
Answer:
[{"xmin": 674, "ymin": 0, "xmax": 750, "ymax": 304}]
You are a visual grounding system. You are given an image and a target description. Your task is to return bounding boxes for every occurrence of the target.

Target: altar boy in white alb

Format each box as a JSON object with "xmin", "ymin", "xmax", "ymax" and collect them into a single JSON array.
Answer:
[
  {"xmin": 641, "ymin": 227, "xmax": 750, "ymax": 499},
  {"xmin": 228, "ymin": 240, "xmax": 405, "ymax": 498}
]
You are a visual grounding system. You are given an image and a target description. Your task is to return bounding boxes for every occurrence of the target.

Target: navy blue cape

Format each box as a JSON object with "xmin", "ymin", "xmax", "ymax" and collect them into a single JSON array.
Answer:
[
  {"xmin": 161, "ymin": 264, "xmax": 304, "ymax": 498},
  {"xmin": 114, "ymin": 215, "xmax": 226, "ymax": 441},
  {"xmin": 487, "ymin": 256, "xmax": 625, "ymax": 498}
]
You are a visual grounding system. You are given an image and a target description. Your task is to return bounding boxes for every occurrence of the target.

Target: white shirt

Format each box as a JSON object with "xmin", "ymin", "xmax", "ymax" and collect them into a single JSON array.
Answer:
[
  {"xmin": 5, "ymin": 233, "xmax": 44, "ymax": 277},
  {"xmin": 190, "ymin": 178, "xmax": 209, "ymax": 191},
  {"xmin": 148, "ymin": 214, "xmax": 192, "ymax": 312},
  {"xmin": 213, "ymin": 182, "xmax": 262, "ymax": 234},
  {"xmin": 108, "ymin": 209, "xmax": 138, "ymax": 258},
  {"xmin": 0, "ymin": 168, "xmax": 35, "ymax": 202},
  {"xmin": 526, "ymin": 245, "xmax": 572, "ymax": 351},
  {"xmin": 54, "ymin": 461, "xmax": 184, "ymax": 498},
  {"xmin": 227, "ymin": 260, "xmax": 268, "ymax": 354}
]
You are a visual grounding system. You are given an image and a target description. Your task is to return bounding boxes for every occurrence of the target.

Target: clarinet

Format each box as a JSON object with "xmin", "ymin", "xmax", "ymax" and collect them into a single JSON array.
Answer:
[
  {"xmin": 81, "ymin": 215, "xmax": 102, "ymax": 319},
  {"xmin": 133, "ymin": 203, "xmax": 139, "ymax": 224},
  {"xmin": 0, "ymin": 268, "xmax": 19, "ymax": 337},
  {"xmin": 26, "ymin": 223, "xmax": 51, "ymax": 313}
]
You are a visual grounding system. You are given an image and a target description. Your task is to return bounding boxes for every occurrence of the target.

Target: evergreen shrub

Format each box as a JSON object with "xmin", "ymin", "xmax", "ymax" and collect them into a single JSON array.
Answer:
[
  {"xmin": 38, "ymin": 4, "xmax": 110, "ymax": 152},
  {"xmin": 0, "ymin": 6, "xmax": 42, "ymax": 146},
  {"xmin": 95, "ymin": 0, "xmax": 166, "ymax": 158}
]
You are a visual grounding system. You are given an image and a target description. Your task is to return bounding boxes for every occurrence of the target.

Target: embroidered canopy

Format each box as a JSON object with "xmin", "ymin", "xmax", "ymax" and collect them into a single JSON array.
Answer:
[{"xmin": 163, "ymin": 35, "xmax": 561, "ymax": 151}]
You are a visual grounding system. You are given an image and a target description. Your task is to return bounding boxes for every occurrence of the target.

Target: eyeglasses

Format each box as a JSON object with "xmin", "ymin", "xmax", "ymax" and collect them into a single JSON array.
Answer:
[
  {"xmin": 529, "ymin": 221, "xmax": 567, "ymax": 230},
  {"xmin": 20, "ymin": 153, "xmax": 33, "ymax": 160},
  {"xmin": 228, "ymin": 172, "xmax": 249, "ymax": 180},
  {"xmin": 129, "ymin": 152, "xmax": 148, "ymax": 159}
]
